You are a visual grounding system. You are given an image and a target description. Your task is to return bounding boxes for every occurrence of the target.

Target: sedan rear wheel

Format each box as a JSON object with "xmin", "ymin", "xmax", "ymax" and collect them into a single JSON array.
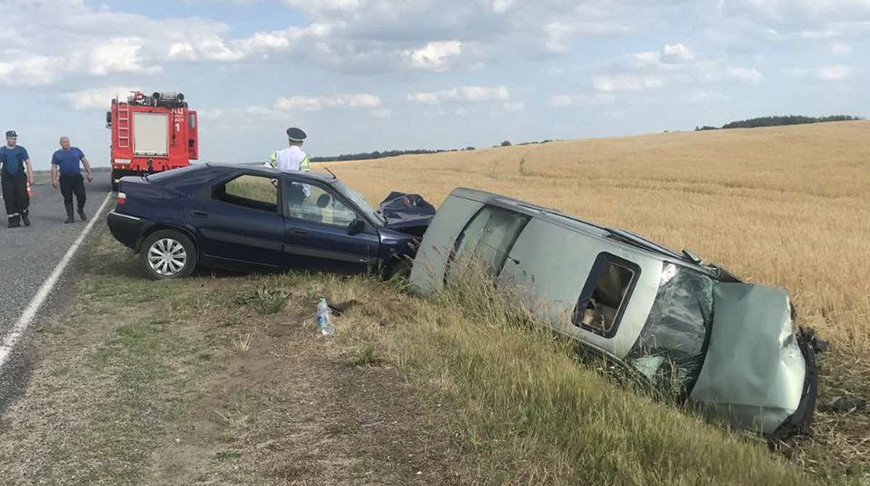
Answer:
[{"xmin": 140, "ymin": 230, "xmax": 197, "ymax": 279}]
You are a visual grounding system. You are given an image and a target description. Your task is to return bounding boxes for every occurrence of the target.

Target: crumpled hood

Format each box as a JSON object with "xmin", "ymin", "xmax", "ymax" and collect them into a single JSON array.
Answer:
[
  {"xmin": 379, "ymin": 191, "xmax": 435, "ymax": 233},
  {"xmin": 689, "ymin": 283, "xmax": 807, "ymax": 434}
]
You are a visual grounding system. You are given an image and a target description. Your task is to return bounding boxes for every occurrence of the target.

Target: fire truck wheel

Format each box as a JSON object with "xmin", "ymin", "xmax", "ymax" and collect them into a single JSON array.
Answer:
[{"xmin": 140, "ymin": 230, "xmax": 197, "ymax": 280}]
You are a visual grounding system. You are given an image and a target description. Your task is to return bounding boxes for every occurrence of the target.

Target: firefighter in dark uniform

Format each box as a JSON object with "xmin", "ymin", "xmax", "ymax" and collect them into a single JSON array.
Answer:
[{"xmin": 0, "ymin": 130, "xmax": 34, "ymax": 228}]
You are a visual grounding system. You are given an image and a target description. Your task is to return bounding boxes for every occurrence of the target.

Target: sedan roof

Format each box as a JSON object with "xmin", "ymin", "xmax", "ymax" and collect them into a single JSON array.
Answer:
[{"xmin": 203, "ymin": 162, "xmax": 338, "ymax": 184}]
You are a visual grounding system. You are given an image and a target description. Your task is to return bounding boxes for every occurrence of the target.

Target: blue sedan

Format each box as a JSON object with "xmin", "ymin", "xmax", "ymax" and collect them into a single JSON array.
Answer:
[{"xmin": 106, "ymin": 164, "xmax": 431, "ymax": 279}]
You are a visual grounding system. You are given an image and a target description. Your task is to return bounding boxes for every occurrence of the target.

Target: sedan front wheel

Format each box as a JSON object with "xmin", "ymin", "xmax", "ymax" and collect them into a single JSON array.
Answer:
[{"xmin": 140, "ymin": 230, "xmax": 197, "ymax": 280}]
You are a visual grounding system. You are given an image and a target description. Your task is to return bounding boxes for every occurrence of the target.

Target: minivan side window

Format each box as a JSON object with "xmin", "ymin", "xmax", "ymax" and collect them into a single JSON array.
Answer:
[
  {"xmin": 572, "ymin": 253, "xmax": 640, "ymax": 338},
  {"xmin": 213, "ymin": 174, "xmax": 279, "ymax": 213},
  {"xmin": 447, "ymin": 205, "xmax": 529, "ymax": 281}
]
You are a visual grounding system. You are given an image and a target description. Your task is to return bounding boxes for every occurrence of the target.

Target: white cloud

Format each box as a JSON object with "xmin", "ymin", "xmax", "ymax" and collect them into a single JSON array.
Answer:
[
  {"xmin": 817, "ymin": 64, "xmax": 849, "ymax": 80},
  {"xmin": 89, "ymin": 37, "xmax": 159, "ymax": 75},
  {"xmin": 550, "ymin": 93, "xmax": 616, "ymax": 107},
  {"xmin": 593, "ymin": 74, "xmax": 665, "ymax": 92},
  {"xmin": 406, "ymin": 85, "xmax": 510, "ymax": 104},
  {"xmin": 831, "ymin": 43, "xmax": 852, "ymax": 56},
  {"xmin": 662, "ymin": 43, "xmax": 695, "ymax": 63},
  {"xmin": 491, "ymin": 0, "xmax": 514, "ymax": 14},
  {"xmin": 0, "ymin": 56, "xmax": 67, "ymax": 86},
  {"xmin": 633, "ymin": 51, "xmax": 661, "ymax": 67},
  {"xmin": 544, "ymin": 21, "xmax": 575, "ymax": 53},
  {"xmin": 64, "ymin": 86, "xmax": 140, "ymax": 111},
  {"xmin": 632, "ymin": 43, "xmax": 695, "ymax": 68},
  {"xmin": 715, "ymin": 0, "xmax": 870, "ymax": 41},
  {"xmin": 726, "ymin": 65, "xmax": 763, "ymax": 83},
  {"xmin": 502, "ymin": 101, "xmax": 526, "ymax": 112},
  {"xmin": 407, "ymin": 41, "xmax": 463, "ymax": 71},
  {"xmin": 168, "ymin": 42, "xmax": 198, "ymax": 61},
  {"xmin": 682, "ymin": 89, "xmax": 729, "ymax": 103},
  {"xmin": 0, "ymin": 0, "xmax": 708, "ymax": 87},
  {"xmin": 785, "ymin": 64, "xmax": 850, "ymax": 81},
  {"xmin": 274, "ymin": 94, "xmax": 383, "ymax": 111}
]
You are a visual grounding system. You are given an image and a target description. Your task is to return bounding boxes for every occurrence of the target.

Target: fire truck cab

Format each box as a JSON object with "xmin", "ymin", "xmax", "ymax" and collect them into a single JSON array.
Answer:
[{"xmin": 107, "ymin": 91, "xmax": 198, "ymax": 190}]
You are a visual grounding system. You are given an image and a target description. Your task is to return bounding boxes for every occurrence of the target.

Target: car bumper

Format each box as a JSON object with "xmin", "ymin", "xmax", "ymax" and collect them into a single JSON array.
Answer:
[
  {"xmin": 107, "ymin": 211, "xmax": 152, "ymax": 251},
  {"xmin": 768, "ymin": 330, "xmax": 819, "ymax": 439}
]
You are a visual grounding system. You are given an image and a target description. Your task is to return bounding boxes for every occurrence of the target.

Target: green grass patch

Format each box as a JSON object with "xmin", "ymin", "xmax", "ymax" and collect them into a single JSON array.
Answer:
[
  {"xmin": 232, "ymin": 286, "xmax": 291, "ymax": 315},
  {"xmin": 345, "ymin": 344, "xmax": 386, "ymax": 368},
  {"xmin": 215, "ymin": 450, "xmax": 243, "ymax": 461}
]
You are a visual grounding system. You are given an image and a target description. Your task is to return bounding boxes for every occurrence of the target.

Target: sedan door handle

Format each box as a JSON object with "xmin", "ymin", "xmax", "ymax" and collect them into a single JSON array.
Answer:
[
  {"xmin": 191, "ymin": 210, "xmax": 209, "ymax": 219},
  {"xmin": 291, "ymin": 229, "xmax": 307, "ymax": 236}
]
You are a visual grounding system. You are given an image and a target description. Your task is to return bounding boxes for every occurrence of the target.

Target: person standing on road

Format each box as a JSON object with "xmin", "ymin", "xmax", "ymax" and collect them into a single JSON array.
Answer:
[
  {"xmin": 50, "ymin": 136, "xmax": 93, "ymax": 223},
  {"xmin": 0, "ymin": 130, "xmax": 34, "ymax": 228}
]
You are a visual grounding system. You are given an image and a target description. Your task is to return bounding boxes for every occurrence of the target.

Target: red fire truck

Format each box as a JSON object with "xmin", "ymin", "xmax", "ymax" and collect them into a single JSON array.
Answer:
[{"xmin": 106, "ymin": 91, "xmax": 198, "ymax": 190}]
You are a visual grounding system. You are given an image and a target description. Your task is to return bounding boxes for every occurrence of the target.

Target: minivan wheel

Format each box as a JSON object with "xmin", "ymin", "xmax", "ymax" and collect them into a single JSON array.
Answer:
[{"xmin": 140, "ymin": 230, "xmax": 197, "ymax": 280}]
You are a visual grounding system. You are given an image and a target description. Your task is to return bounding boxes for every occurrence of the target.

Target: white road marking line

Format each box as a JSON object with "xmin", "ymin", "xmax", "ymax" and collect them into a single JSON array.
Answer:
[{"xmin": 0, "ymin": 191, "xmax": 113, "ymax": 370}]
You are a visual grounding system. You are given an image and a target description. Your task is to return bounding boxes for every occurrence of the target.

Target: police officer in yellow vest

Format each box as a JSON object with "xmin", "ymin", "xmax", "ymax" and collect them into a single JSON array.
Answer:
[{"xmin": 265, "ymin": 127, "xmax": 311, "ymax": 172}]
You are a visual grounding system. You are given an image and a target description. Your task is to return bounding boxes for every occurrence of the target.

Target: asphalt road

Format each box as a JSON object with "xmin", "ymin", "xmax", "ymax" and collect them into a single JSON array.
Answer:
[{"xmin": 0, "ymin": 171, "xmax": 113, "ymax": 409}]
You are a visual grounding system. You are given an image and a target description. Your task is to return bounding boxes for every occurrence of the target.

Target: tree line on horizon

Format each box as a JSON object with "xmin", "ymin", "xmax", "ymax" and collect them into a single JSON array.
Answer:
[
  {"xmin": 310, "ymin": 139, "xmax": 554, "ymax": 162},
  {"xmin": 695, "ymin": 114, "xmax": 861, "ymax": 131}
]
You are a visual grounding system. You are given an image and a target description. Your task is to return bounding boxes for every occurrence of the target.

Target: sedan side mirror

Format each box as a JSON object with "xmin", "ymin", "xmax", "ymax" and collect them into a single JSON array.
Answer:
[{"xmin": 348, "ymin": 218, "xmax": 366, "ymax": 235}]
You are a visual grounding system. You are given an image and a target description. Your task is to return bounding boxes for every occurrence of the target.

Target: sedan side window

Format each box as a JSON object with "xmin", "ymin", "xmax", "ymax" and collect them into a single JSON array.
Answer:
[
  {"xmin": 213, "ymin": 174, "xmax": 278, "ymax": 213},
  {"xmin": 572, "ymin": 253, "xmax": 640, "ymax": 338},
  {"xmin": 287, "ymin": 183, "xmax": 357, "ymax": 227}
]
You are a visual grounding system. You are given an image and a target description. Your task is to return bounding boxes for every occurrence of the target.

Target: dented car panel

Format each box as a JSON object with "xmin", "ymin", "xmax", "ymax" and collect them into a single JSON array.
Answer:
[
  {"xmin": 690, "ymin": 283, "xmax": 806, "ymax": 434},
  {"xmin": 410, "ymin": 187, "xmax": 817, "ymax": 437}
]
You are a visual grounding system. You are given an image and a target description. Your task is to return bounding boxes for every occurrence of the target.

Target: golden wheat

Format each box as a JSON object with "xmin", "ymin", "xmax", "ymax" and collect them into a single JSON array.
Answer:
[{"xmin": 318, "ymin": 121, "xmax": 870, "ymax": 358}]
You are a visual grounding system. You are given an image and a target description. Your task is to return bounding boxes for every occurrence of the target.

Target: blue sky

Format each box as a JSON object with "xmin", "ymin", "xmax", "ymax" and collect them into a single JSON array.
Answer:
[{"xmin": 0, "ymin": 0, "xmax": 867, "ymax": 170}]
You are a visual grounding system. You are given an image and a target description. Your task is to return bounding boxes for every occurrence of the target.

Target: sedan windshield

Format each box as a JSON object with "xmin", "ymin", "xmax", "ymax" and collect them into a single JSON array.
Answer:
[
  {"xmin": 625, "ymin": 263, "xmax": 714, "ymax": 395},
  {"xmin": 333, "ymin": 181, "xmax": 384, "ymax": 225}
]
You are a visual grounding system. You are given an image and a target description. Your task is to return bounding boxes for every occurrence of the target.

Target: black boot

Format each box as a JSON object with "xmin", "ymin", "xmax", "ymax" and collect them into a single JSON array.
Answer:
[
  {"xmin": 21, "ymin": 211, "xmax": 30, "ymax": 226},
  {"xmin": 78, "ymin": 208, "xmax": 87, "ymax": 221},
  {"xmin": 65, "ymin": 205, "xmax": 75, "ymax": 224}
]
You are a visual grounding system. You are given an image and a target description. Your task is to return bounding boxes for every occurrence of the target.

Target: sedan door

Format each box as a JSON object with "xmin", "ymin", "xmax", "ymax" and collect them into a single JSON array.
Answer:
[
  {"xmin": 281, "ymin": 178, "xmax": 380, "ymax": 274},
  {"xmin": 186, "ymin": 173, "xmax": 286, "ymax": 268}
]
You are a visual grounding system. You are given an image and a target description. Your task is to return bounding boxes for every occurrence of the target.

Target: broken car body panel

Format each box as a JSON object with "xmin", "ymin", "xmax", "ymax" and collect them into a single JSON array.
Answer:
[
  {"xmin": 410, "ymin": 187, "xmax": 815, "ymax": 436},
  {"xmin": 691, "ymin": 283, "xmax": 805, "ymax": 434}
]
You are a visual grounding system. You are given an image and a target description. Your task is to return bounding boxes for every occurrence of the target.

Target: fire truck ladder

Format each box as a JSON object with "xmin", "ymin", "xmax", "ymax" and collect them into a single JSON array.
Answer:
[{"xmin": 117, "ymin": 102, "xmax": 130, "ymax": 149}]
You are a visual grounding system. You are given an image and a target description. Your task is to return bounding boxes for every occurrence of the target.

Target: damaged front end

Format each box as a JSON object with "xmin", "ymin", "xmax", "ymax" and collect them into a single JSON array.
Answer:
[
  {"xmin": 624, "ymin": 263, "xmax": 819, "ymax": 439},
  {"xmin": 688, "ymin": 283, "xmax": 818, "ymax": 438},
  {"xmin": 378, "ymin": 191, "xmax": 436, "ymax": 238}
]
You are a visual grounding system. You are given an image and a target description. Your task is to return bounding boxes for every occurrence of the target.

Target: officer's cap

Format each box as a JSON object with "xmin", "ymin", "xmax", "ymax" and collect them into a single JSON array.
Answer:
[
  {"xmin": 5, "ymin": 130, "xmax": 17, "ymax": 138},
  {"xmin": 286, "ymin": 127, "xmax": 307, "ymax": 142}
]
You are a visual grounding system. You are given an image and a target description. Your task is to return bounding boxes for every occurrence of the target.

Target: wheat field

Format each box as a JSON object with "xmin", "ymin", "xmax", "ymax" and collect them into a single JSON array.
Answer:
[{"xmin": 321, "ymin": 121, "xmax": 870, "ymax": 360}]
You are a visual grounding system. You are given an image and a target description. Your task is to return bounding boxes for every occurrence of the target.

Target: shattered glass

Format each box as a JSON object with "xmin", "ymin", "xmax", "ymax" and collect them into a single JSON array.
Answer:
[{"xmin": 626, "ymin": 263, "xmax": 714, "ymax": 394}]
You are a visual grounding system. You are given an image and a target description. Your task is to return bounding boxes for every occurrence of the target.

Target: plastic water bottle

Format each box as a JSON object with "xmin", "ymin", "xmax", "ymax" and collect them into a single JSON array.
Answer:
[{"xmin": 316, "ymin": 298, "xmax": 335, "ymax": 336}]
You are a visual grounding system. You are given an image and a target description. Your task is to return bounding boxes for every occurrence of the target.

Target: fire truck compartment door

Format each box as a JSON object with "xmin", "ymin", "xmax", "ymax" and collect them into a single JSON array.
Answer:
[{"xmin": 133, "ymin": 112, "xmax": 168, "ymax": 156}]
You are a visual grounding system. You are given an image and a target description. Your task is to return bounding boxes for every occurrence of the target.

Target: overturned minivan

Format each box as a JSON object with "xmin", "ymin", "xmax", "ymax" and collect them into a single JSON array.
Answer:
[{"xmin": 410, "ymin": 188, "xmax": 818, "ymax": 438}]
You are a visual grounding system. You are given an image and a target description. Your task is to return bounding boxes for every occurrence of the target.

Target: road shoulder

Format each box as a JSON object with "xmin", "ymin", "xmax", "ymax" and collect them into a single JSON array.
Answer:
[{"xmin": 0, "ymin": 226, "xmax": 471, "ymax": 485}]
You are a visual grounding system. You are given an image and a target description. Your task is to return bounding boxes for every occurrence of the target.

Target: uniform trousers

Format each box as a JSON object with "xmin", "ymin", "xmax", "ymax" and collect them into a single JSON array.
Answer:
[
  {"xmin": 60, "ymin": 173, "xmax": 87, "ymax": 211},
  {"xmin": 1, "ymin": 170, "xmax": 29, "ymax": 225}
]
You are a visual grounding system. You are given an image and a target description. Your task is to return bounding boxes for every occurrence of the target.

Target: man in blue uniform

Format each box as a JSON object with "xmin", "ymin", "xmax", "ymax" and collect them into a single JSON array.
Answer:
[
  {"xmin": 0, "ymin": 130, "xmax": 34, "ymax": 228},
  {"xmin": 50, "ymin": 136, "xmax": 93, "ymax": 223}
]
